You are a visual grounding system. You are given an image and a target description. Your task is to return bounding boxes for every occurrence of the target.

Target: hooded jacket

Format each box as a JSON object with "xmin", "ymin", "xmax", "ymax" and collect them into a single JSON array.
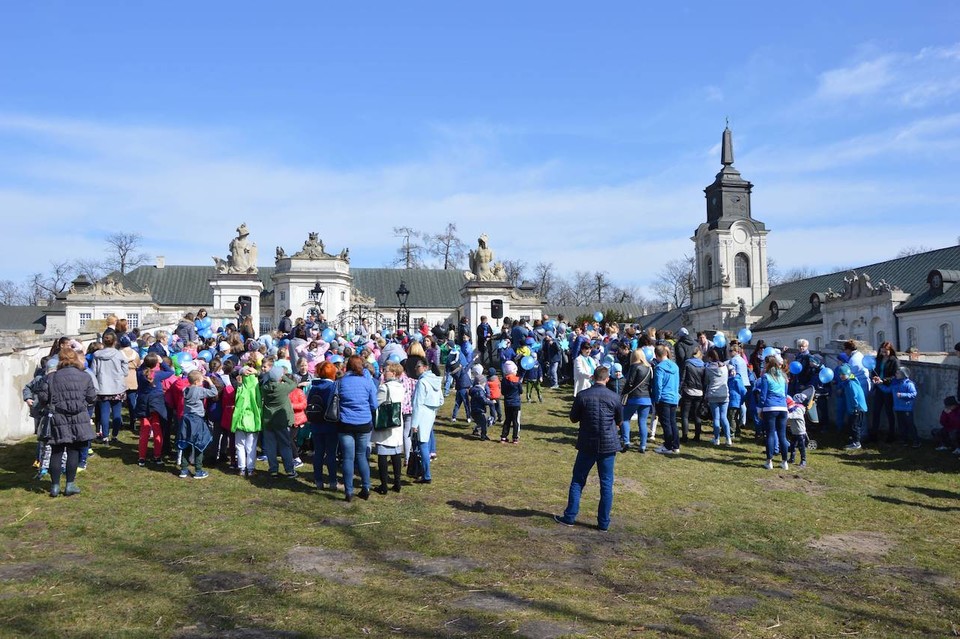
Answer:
[
  {"xmin": 92, "ymin": 347, "xmax": 129, "ymax": 396},
  {"xmin": 651, "ymin": 359, "xmax": 680, "ymax": 405},
  {"xmin": 681, "ymin": 358, "xmax": 706, "ymax": 397},
  {"xmin": 673, "ymin": 334, "xmax": 697, "ymax": 372},
  {"xmin": 703, "ymin": 362, "xmax": 730, "ymax": 403},
  {"xmin": 231, "ymin": 373, "xmax": 263, "ymax": 433},
  {"xmin": 756, "ymin": 370, "xmax": 788, "ymax": 412},
  {"xmin": 175, "ymin": 319, "xmax": 198, "ymax": 344},
  {"xmin": 878, "ymin": 376, "xmax": 917, "ymax": 412},
  {"xmin": 411, "ymin": 370, "xmax": 443, "ymax": 440}
]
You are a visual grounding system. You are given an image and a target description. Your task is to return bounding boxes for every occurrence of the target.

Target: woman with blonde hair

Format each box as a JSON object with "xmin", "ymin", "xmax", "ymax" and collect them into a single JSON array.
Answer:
[{"xmin": 620, "ymin": 349, "xmax": 653, "ymax": 453}]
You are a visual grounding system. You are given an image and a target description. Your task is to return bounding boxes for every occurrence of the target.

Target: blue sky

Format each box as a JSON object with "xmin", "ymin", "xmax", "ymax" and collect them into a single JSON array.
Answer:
[{"xmin": 1, "ymin": 2, "xmax": 959, "ymax": 295}]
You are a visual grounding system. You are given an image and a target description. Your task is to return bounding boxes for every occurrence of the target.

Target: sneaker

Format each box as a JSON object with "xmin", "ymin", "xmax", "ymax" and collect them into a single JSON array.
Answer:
[
  {"xmin": 500, "ymin": 438, "xmax": 508, "ymax": 443},
  {"xmin": 256, "ymin": 455, "xmax": 268, "ymax": 462},
  {"xmin": 845, "ymin": 442, "xmax": 862, "ymax": 450},
  {"xmin": 76, "ymin": 465, "xmax": 86, "ymax": 472},
  {"xmin": 138, "ymin": 458, "xmax": 146, "ymax": 467},
  {"xmin": 179, "ymin": 469, "xmax": 190, "ymax": 478},
  {"xmin": 725, "ymin": 437, "xmax": 732, "ymax": 446},
  {"xmin": 787, "ymin": 456, "xmax": 795, "ymax": 464},
  {"xmin": 153, "ymin": 457, "xmax": 163, "ymax": 465},
  {"xmin": 553, "ymin": 514, "xmax": 574, "ymax": 527},
  {"xmin": 430, "ymin": 453, "xmax": 437, "ymax": 460},
  {"xmin": 512, "ymin": 439, "xmax": 519, "ymax": 445},
  {"xmin": 287, "ymin": 471, "xmax": 298, "ymax": 479},
  {"xmin": 953, "ymin": 448, "xmax": 960, "ymax": 455},
  {"xmin": 639, "ymin": 448, "xmax": 646, "ymax": 454},
  {"xmin": 654, "ymin": 446, "xmax": 671, "ymax": 454},
  {"xmin": 712, "ymin": 437, "xmax": 720, "ymax": 445},
  {"xmin": 194, "ymin": 471, "xmax": 209, "ymax": 480},
  {"xmin": 936, "ymin": 445, "xmax": 950, "ymax": 451},
  {"xmin": 911, "ymin": 442, "xmax": 921, "ymax": 449},
  {"xmin": 781, "ymin": 460, "xmax": 789, "ymax": 470},
  {"xmin": 799, "ymin": 460, "xmax": 807, "ymax": 468},
  {"xmin": 32, "ymin": 459, "xmax": 40, "ymax": 469},
  {"xmin": 239, "ymin": 469, "xmax": 247, "ymax": 478},
  {"xmin": 764, "ymin": 460, "xmax": 773, "ymax": 470},
  {"xmin": 293, "ymin": 459, "xmax": 304, "ymax": 469},
  {"xmin": 110, "ymin": 437, "xmax": 119, "ymax": 445}
]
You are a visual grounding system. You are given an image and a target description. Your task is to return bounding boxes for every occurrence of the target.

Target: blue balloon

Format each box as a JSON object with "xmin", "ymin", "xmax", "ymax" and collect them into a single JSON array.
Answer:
[
  {"xmin": 321, "ymin": 328, "xmax": 337, "ymax": 343},
  {"xmin": 818, "ymin": 367, "xmax": 835, "ymax": 384},
  {"xmin": 737, "ymin": 328, "xmax": 752, "ymax": 344},
  {"xmin": 862, "ymin": 355, "xmax": 877, "ymax": 371},
  {"xmin": 530, "ymin": 342, "xmax": 542, "ymax": 352},
  {"xmin": 593, "ymin": 311, "xmax": 604, "ymax": 322},
  {"xmin": 179, "ymin": 352, "xmax": 193, "ymax": 363},
  {"xmin": 198, "ymin": 350, "xmax": 214, "ymax": 362},
  {"xmin": 387, "ymin": 354, "xmax": 402, "ymax": 363},
  {"xmin": 762, "ymin": 346, "xmax": 775, "ymax": 359},
  {"xmin": 713, "ymin": 333, "xmax": 727, "ymax": 349},
  {"xmin": 199, "ymin": 328, "xmax": 213, "ymax": 340},
  {"xmin": 642, "ymin": 346, "xmax": 655, "ymax": 361},
  {"xmin": 520, "ymin": 355, "xmax": 536, "ymax": 370},
  {"xmin": 789, "ymin": 360, "xmax": 803, "ymax": 374}
]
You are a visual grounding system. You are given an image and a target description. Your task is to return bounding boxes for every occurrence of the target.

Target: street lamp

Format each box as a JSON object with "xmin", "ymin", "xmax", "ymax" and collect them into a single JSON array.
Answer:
[
  {"xmin": 395, "ymin": 279, "xmax": 410, "ymax": 332},
  {"xmin": 309, "ymin": 280, "xmax": 325, "ymax": 314}
]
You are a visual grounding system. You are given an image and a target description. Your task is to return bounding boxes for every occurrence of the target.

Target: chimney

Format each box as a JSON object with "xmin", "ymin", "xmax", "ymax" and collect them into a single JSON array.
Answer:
[{"xmin": 156, "ymin": 255, "xmax": 165, "ymax": 269}]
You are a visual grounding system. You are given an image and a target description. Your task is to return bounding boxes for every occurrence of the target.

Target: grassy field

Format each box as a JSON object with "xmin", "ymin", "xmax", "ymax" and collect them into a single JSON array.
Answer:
[{"xmin": 1, "ymin": 388, "xmax": 958, "ymax": 639}]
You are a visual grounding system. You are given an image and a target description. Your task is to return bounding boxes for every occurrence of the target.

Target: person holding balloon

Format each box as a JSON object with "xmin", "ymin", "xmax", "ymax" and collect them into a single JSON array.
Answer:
[
  {"xmin": 175, "ymin": 313, "xmax": 199, "ymax": 344},
  {"xmin": 869, "ymin": 341, "xmax": 899, "ymax": 443},
  {"xmin": 756, "ymin": 355, "xmax": 790, "ymax": 469},
  {"xmin": 523, "ymin": 354, "xmax": 543, "ymax": 403}
]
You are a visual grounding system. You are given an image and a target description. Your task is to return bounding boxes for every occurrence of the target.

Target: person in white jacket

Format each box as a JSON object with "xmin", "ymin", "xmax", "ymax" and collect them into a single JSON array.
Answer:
[
  {"xmin": 410, "ymin": 356, "xmax": 443, "ymax": 484},
  {"xmin": 373, "ymin": 362, "xmax": 406, "ymax": 494},
  {"xmin": 573, "ymin": 343, "xmax": 597, "ymax": 398}
]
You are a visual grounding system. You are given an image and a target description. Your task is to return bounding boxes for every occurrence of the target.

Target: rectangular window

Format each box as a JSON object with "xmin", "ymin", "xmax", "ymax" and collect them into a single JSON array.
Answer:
[
  {"xmin": 259, "ymin": 317, "xmax": 273, "ymax": 335},
  {"xmin": 127, "ymin": 313, "xmax": 139, "ymax": 329},
  {"xmin": 907, "ymin": 327, "xmax": 917, "ymax": 350},
  {"xmin": 876, "ymin": 331, "xmax": 885, "ymax": 346},
  {"xmin": 102, "ymin": 312, "xmax": 112, "ymax": 319},
  {"xmin": 79, "ymin": 312, "xmax": 92, "ymax": 327},
  {"xmin": 941, "ymin": 323, "xmax": 954, "ymax": 352}
]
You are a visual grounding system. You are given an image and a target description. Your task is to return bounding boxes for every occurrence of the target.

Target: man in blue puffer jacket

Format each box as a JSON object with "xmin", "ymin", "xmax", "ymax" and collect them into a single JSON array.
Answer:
[
  {"xmin": 876, "ymin": 367, "xmax": 919, "ymax": 447},
  {"xmin": 555, "ymin": 366, "xmax": 622, "ymax": 532}
]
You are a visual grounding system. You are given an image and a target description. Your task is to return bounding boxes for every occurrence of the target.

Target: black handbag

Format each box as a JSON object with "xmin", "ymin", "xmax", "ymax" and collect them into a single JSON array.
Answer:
[
  {"xmin": 406, "ymin": 430, "xmax": 423, "ymax": 478},
  {"xmin": 324, "ymin": 380, "xmax": 341, "ymax": 423},
  {"xmin": 37, "ymin": 410, "xmax": 54, "ymax": 441}
]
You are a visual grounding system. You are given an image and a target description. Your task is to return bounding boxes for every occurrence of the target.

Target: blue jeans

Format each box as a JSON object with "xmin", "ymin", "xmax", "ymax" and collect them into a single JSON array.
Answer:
[
  {"xmin": 443, "ymin": 371, "xmax": 454, "ymax": 395},
  {"xmin": 621, "ymin": 401, "xmax": 651, "ymax": 450},
  {"xmin": 763, "ymin": 411, "xmax": 788, "ymax": 461},
  {"xmin": 312, "ymin": 428, "xmax": 339, "ymax": 489},
  {"xmin": 896, "ymin": 410, "xmax": 919, "ymax": 445},
  {"xmin": 561, "ymin": 449, "xmax": 616, "ymax": 530},
  {"xmin": 263, "ymin": 427, "xmax": 295, "ymax": 474},
  {"xmin": 98, "ymin": 399, "xmax": 123, "ymax": 439},
  {"xmin": 338, "ymin": 429, "xmax": 372, "ymax": 495},
  {"xmin": 429, "ymin": 429, "xmax": 437, "ymax": 454},
  {"xmin": 126, "ymin": 390, "xmax": 139, "ymax": 429},
  {"xmin": 418, "ymin": 439, "xmax": 432, "ymax": 480},
  {"xmin": 710, "ymin": 401, "xmax": 730, "ymax": 441}
]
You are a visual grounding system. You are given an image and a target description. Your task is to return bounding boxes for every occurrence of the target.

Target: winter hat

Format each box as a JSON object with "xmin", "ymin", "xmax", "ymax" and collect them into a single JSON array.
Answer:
[
  {"xmin": 218, "ymin": 341, "xmax": 231, "ymax": 353},
  {"xmin": 488, "ymin": 367, "xmax": 497, "ymax": 377},
  {"xmin": 945, "ymin": 396, "xmax": 958, "ymax": 407},
  {"xmin": 793, "ymin": 392, "xmax": 809, "ymax": 404},
  {"xmin": 45, "ymin": 356, "xmax": 59, "ymax": 373},
  {"xmin": 678, "ymin": 328, "xmax": 689, "ymax": 337},
  {"xmin": 118, "ymin": 335, "xmax": 132, "ymax": 348},
  {"xmin": 268, "ymin": 366, "xmax": 284, "ymax": 382},
  {"xmin": 471, "ymin": 364, "xmax": 484, "ymax": 377},
  {"xmin": 503, "ymin": 360, "xmax": 518, "ymax": 376}
]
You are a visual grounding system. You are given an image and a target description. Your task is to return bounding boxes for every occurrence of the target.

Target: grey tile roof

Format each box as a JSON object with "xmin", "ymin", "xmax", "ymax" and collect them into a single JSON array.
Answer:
[
  {"xmin": 750, "ymin": 245, "xmax": 960, "ymax": 330},
  {"xmin": 544, "ymin": 303, "xmax": 651, "ymax": 324},
  {"xmin": 353, "ymin": 268, "xmax": 465, "ymax": 309},
  {"xmin": 630, "ymin": 307, "xmax": 689, "ymax": 333},
  {"xmin": 125, "ymin": 266, "xmax": 277, "ymax": 307},
  {"xmin": 0, "ymin": 306, "xmax": 47, "ymax": 332},
  {"xmin": 124, "ymin": 265, "xmax": 466, "ymax": 310}
]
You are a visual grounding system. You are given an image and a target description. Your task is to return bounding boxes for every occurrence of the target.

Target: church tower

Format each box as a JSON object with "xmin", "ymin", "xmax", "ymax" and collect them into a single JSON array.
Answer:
[{"xmin": 689, "ymin": 125, "xmax": 769, "ymax": 330}]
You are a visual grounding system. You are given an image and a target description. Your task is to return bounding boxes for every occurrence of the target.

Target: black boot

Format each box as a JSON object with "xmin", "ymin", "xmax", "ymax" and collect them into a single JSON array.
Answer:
[
  {"xmin": 391, "ymin": 454, "xmax": 402, "ymax": 492},
  {"xmin": 376, "ymin": 455, "xmax": 390, "ymax": 494}
]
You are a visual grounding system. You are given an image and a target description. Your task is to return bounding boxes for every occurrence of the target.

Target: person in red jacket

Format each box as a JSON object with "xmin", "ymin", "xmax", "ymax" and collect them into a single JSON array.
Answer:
[
  {"xmin": 934, "ymin": 396, "xmax": 960, "ymax": 453},
  {"xmin": 289, "ymin": 385, "xmax": 308, "ymax": 468},
  {"xmin": 487, "ymin": 368, "xmax": 503, "ymax": 423}
]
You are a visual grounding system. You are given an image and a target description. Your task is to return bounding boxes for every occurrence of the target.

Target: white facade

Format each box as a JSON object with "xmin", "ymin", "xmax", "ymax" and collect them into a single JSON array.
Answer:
[
  {"xmin": 898, "ymin": 307, "xmax": 958, "ymax": 352},
  {"xmin": 272, "ymin": 255, "xmax": 353, "ymax": 327}
]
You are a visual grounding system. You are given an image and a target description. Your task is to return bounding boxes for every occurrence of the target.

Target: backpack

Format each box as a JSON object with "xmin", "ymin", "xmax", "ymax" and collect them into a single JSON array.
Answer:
[{"xmin": 305, "ymin": 386, "xmax": 327, "ymax": 423}]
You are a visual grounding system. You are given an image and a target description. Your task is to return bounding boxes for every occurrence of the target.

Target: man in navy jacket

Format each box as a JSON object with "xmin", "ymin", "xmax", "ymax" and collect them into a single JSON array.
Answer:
[{"xmin": 555, "ymin": 366, "xmax": 622, "ymax": 531}]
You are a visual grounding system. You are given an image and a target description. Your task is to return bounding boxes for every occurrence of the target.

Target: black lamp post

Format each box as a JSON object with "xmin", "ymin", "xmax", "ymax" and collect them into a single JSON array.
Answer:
[
  {"xmin": 395, "ymin": 279, "xmax": 410, "ymax": 332},
  {"xmin": 309, "ymin": 280, "xmax": 325, "ymax": 314}
]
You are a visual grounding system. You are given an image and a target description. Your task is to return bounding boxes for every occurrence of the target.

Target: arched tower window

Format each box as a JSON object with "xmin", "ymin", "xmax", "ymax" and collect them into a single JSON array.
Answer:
[
  {"xmin": 704, "ymin": 256, "xmax": 713, "ymax": 289},
  {"xmin": 734, "ymin": 253, "xmax": 750, "ymax": 287}
]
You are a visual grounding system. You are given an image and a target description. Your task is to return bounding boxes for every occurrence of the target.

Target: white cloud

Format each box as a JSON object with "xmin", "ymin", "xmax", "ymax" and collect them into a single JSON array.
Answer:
[{"xmin": 813, "ymin": 42, "xmax": 960, "ymax": 108}]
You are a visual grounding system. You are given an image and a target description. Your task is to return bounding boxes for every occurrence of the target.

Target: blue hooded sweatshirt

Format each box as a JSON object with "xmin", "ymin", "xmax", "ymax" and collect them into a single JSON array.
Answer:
[{"xmin": 651, "ymin": 359, "xmax": 680, "ymax": 406}]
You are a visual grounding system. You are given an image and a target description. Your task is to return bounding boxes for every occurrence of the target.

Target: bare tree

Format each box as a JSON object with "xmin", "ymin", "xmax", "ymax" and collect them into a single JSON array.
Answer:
[
  {"xmin": 593, "ymin": 271, "xmax": 611, "ymax": 304},
  {"xmin": 652, "ymin": 256, "xmax": 695, "ymax": 308},
  {"xmin": 554, "ymin": 270, "xmax": 594, "ymax": 306},
  {"xmin": 779, "ymin": 265, "xmax": 820, "ymax": 283},
  {"xmin": 105, "ymin": 232, "xmax": 148, "ymax": 274},
  {"xmin": 532, "ymin": 261, "xmax": 556, "ymax": 300},
  {"xmin": 391, "ymin": 226, "xmax": 425, "ymax": 269},
  {"xmin": 73, "ymin": 257, "xmax": 109, "ymax": 281},
  {"xmin": 427, "ymin": 222, "xmax": 467, "ymax": 270},
  {"xmin": 0, "ymin": 280, "xmax": 29, "ymax": 305},
  {"xmin": 28, "ymin": 260, "xmax": 76, "ymax": 303},
  {"xmin": 501, "ymin": 259, "xmax": 527, "ymax": 288},
  {"xmin": 767, "ymin": 257, "xmax": 782, "ymax": 286},
  {"xmin": 896, "ymin": 245, "xmax": 933, "ymax": 258}
]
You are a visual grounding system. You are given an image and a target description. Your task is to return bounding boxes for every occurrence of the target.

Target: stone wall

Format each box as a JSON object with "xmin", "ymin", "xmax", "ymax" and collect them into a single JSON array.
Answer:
[
  {"xmin": 904, "ymin": 357, "xmax": 959, "ymax": 436},
  {"xmin": 0, "ymin": 321, "xmax": 177, "ymax": 443}
]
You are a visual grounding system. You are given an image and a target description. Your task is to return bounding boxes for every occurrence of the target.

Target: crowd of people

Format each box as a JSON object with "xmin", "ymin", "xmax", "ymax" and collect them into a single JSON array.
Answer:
[{"xmin": 21, "ymin": 308, "xmax": 960, "ymax": 514}]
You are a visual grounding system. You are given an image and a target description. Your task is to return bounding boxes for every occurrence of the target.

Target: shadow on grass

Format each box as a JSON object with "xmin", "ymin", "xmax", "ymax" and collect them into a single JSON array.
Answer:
[
  {"xmin": 901, "ymin": 485, "xmax": 960, "ymax": 500},
  {"xmin": 870, "ymin": 494, "xmax": 960, "ymax": 513},
  {"xmin": 446, "ymin": 499, "xmax": 554, "ymax": 520}
]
